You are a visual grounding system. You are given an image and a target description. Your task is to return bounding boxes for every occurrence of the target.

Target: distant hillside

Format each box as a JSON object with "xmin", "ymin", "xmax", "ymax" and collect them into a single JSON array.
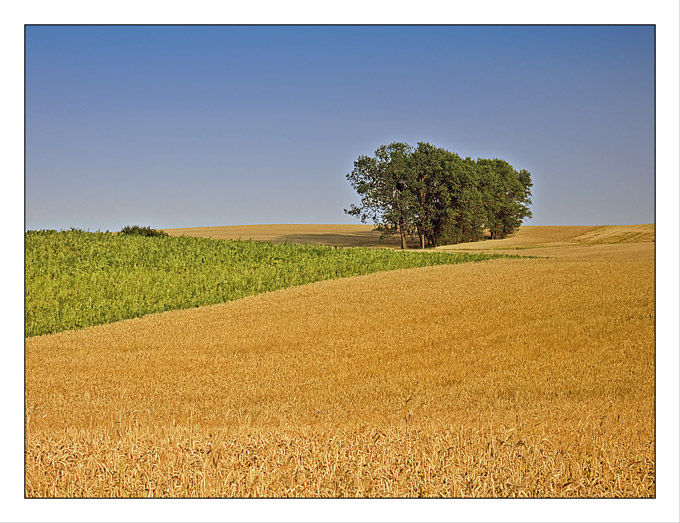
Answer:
[{"xmin": 163, "ymin": 224, "xmax": 655, "ymax": 250}]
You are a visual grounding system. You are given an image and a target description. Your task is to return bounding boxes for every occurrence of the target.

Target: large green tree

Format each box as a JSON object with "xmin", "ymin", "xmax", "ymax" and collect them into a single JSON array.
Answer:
[
  {"xmin": 433, "ymin": 154, "xmax": 487, "ymax": 246},
  {"xmin": 344, "ymin": 142, "xmax": 416, "ymax": 249},
  {"xmin": 409, "ymin": 142, "xmax": 452, "ymax": 248},
  {"xmin": 477, "ymin": 159, "xmax": 533, "ymax": 239}
]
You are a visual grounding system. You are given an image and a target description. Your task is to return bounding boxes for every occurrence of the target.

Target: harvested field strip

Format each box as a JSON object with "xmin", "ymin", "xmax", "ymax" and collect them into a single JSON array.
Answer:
[
  {"xmin": 25, "ymin": 230, "xmax": 504, "ymax": 337},
  {"xmin": 571, "ymin": 224, "xmax": 655, "ymax": 245},
  {"xmin": 26, "ymin": 254, "xmax": 655, "ymax": 497},
  {"xmin": 439, "ymin": 224, "xmax": 654, "ymax": 253}
]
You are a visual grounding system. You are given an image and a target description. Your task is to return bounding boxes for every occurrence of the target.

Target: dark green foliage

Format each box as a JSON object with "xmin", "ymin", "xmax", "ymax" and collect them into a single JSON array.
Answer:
[
  {"xmin": 477, "ymin": 159, "xmax": 533, "ymax": 239},
  {"xmin": 119, "ymin": 225, "xmax": 169, "ymax": 237},
  {"xmin": 25, "ymin": 230, "xmax": 506, "ymax": 337},
  {"xmin": 409, "ymin": 142, "xmax": 452, "ymax": 248},
  {"xmin": 345, "ymin": 142, "xmax": 416, "ymax": 250},
  {"xmin": 345, "ymin": 142, "xmax": 533, "ymax": 247}
]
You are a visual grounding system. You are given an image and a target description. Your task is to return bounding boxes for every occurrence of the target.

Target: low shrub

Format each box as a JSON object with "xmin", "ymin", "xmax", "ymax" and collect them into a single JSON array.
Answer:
[{"xmin": 119, "ymin": 225, "xmax": 169, "ymax": 237}]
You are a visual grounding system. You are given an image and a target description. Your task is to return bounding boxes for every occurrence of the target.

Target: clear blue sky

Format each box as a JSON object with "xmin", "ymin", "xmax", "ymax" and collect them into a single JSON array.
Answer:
[{"xmin": 25, "ymin": 25, "xmax": 654, "ymax": 231}]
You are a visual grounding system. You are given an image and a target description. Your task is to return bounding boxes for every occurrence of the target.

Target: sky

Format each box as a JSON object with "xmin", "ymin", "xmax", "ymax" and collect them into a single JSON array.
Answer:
[{"xmin": 25, "ymin": 25, "xmax": 655, "ymax": 231}]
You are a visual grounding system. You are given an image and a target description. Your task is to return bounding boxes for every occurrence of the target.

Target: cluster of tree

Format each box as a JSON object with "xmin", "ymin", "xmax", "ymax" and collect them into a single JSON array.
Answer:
[{"xmin": 344, "ymin": 142, "xmax": 533, "ymax": 249}]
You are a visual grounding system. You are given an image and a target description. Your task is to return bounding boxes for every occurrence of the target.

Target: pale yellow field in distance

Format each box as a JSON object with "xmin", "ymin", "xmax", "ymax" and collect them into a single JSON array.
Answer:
[
  {"xmin": 26, "ymin": 224, "xmax": 655, "ymax": 497},
  {"xmin": 164, "ymin": 223, "xmax": 654, "ymax": 256},
  {"xmin": 164, "ymin": 223, "xmax": 419, "ymax": 248},
  {"xmin": 439, "ymin": 224, "xmax": 654, "ymax": 261}
]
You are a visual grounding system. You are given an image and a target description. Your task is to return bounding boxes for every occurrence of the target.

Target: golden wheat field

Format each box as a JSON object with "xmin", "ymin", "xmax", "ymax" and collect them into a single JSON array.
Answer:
[{"xmin": 25, "ymin": 225, "xmax": 655, "ymax": 498}]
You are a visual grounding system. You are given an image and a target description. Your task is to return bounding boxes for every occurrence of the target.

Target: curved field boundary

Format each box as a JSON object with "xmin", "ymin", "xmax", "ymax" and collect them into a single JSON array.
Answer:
[{"xmin": 25, "ymin": 230, "xmax": 506, "ymax": 337}]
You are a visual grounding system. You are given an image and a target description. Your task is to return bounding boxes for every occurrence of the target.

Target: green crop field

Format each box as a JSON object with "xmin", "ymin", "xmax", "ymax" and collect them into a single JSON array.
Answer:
[{"xmin": 25, "ymin": 229, "xmax": 505, "ymax": 337}]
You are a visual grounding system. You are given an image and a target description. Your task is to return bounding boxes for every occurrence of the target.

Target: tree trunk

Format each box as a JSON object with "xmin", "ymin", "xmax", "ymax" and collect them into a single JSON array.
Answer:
[
  {"xmin": 419, "ymin": 232, "xmax": 425, "ymax": 249},
  {"xmin": 399, "ymin": 226, "xmax": 407, "ymax": 250}
]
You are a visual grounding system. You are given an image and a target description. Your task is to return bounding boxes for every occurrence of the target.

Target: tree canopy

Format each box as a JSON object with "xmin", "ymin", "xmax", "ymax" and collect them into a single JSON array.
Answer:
[{"xmin": 345, "ymin": 142, "xmax": 533, "ymax": 248}]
